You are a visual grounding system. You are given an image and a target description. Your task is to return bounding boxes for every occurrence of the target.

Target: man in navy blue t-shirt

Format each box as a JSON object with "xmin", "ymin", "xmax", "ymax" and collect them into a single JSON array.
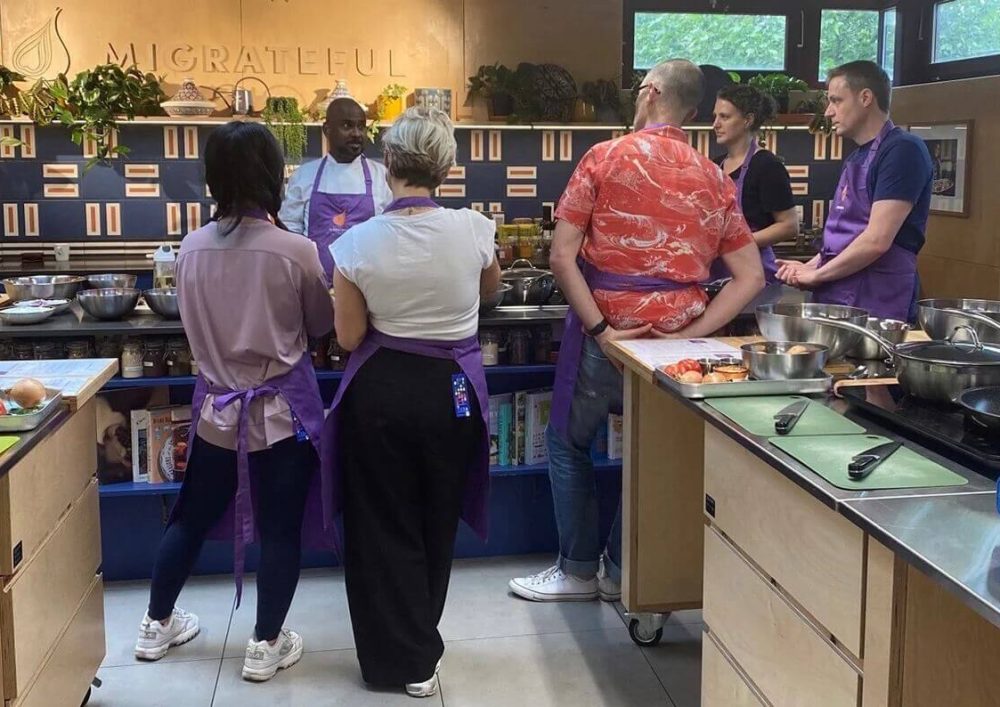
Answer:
[{"xmin": 776, "ymin": 61, "xmax": 932, "ymax": 321}]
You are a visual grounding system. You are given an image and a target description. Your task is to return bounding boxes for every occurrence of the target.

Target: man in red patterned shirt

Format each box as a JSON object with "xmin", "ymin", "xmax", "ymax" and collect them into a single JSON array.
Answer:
[{"xmin": 510, "ymin": 60, "xmax": 765, "ymax": 603}]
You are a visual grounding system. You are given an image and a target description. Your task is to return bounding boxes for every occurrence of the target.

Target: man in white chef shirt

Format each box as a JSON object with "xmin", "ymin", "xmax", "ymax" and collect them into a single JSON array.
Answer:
[{"xmin": 279, "ymin": 97, "xmax": 393, "ymax": 284}]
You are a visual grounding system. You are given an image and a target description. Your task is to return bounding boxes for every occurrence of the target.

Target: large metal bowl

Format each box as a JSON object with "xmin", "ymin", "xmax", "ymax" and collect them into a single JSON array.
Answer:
[
  {"xmin": 740, "ymin": 341, "xmax": 829, "ymax": 380},
  {"xmin": 2, "ymin": 275, "xmax": 85, "ymax": 302},
  {"xmin": 77, "ymin": 287, "xmax": 140, "ymax": 320},
  {"xmin": 87, "ymin": 273, "xmax": 138, "ymax": 290},
  {"xmin": 847, "ymin": 318, "xmax": 911, "ymax": 360},
  {"xmin": 143, "ymin": 288, "xmax": 180, "ymax": 319},
  {"xmin": 480, "ymin": 283, "xmax": 513, "ymax": 313},
  {"xmin": 756, "ymin": 303, "xmax": 868, "ymax": 360},
  {"xmin": 918, "ymin": 298, "xmax": 1000, "ymax": 345}
]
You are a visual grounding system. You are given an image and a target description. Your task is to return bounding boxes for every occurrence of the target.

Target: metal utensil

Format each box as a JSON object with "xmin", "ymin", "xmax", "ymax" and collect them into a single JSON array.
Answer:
[
  {"xmin": 143, "ymin": 288, "xmax": 181, "ymax": 319},
  {"xmin": 773, "ymin": 398, "xmax": 809, "ymax": 435},
  {"xmin": 76, "ymin": 287, "xmax": 141, "ymax": 320},
  {"xmin": 755, "ymin": 303, "xmax": 869, "ymax": 360},
  {"xmin": 479, "ymin": 283, "xmax": 513, "ymax": 312},
  {"xmin": 919, "ymin": 298, "xmax": 1000, "ymax": 345},
  {"xmin": 848, "ymin": 441, "xmax": 903, "ymax": 480},
  {"xmin": 86, "ymin": 273, "xmax": 138, "ymax": 290},
  {"xmin": 501, "ymin": 259, "xmax": 555, "ymax": 306},
  {"xmin": 2, "ymin": 275, "xmax": 86, "ymax": 302},
  {"xmin": 741, "ymin": 341, "xmax": 829, "ymax": 380},
  {"xmin": 957, "ymin": 387, "xmax": 1000, "ymax": 436},
  {"xmin": 847, "ymin": 317, "xmax": 910, "ymax": 360}
]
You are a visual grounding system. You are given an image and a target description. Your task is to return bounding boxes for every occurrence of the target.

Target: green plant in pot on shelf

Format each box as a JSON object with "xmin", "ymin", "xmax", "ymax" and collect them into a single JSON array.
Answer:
[
  {"xmin": 468, "ymin": 63, "xmax": 518, "ymax": 119},
  {"xmin": 581, "ymin": 79, "xmax": 624, "ymax": 124},
  {"xmin": 375, "ymin": 83, "xmax": 407, "ymax": 122},
  {"xmin": 262, "ymin": 96, "xmax": 307, "ymax": 163},
  {"xmin": 747, "ymin": 73, "xmax": 809, "ymax": 114},
  {"xmin": 792, "ymin": 91, "xmax": 835, "ymax": 135}
]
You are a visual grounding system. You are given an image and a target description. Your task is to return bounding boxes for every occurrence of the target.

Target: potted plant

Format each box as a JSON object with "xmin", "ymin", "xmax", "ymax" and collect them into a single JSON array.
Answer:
[
  {"xmin": 468, "ymin": 63, "xmax": 518, "ymax": 120},
  {"xmin": 262, "ymin": 96, "xmax": 307, "ymax": 163},
  {"xmin": 375, "ymin": 83, "xmax": 407, "ymax": 122},
  {"xmin": 747, "ymin": 73, "xmax": 809, "ymax": 114},
  {"xmin": 581, "ymin": 79, "xmax": 624, "ymax": 124}
]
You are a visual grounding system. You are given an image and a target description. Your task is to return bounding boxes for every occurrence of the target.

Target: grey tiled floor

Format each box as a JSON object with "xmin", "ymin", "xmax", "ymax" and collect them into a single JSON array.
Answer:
[{"xmin": 93, "ymin": 556, "xmax": 703, "ymax": 706}]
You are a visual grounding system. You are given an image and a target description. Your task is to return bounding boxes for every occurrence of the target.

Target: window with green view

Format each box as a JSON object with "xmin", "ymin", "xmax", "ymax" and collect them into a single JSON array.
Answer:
[
  {"xmin": 934, "ymin": 0, "xmax": 1000, "ymax": 63},
  {"xmin": 882, "ymin": 8, "xmax": 897, "ymax": 82},
  {"xmin": 819, "ymin": 10, "xmax": 879, "ymax": 79},
  {"xmin": 633, "ymin": 12, "xmax": 786, "ymax": 71}
]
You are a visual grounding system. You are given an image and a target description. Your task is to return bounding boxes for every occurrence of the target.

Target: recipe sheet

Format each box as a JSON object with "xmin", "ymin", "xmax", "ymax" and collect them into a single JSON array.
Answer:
[{"xmin": 615, "ymin": 339, "xmax": 741, "ymax": 370}]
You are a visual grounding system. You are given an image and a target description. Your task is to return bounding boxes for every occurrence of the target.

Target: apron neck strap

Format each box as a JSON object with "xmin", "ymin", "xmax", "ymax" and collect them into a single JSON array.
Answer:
[{"xmin": 384, "ymin": 196, "xmax": 440, "ymax": 213}]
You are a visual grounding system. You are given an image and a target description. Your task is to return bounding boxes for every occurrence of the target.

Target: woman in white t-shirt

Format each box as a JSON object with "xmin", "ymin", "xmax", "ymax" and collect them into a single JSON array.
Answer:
[{"xmin": 325, "ymin": 107, "xmax": 500, "ymax": 698}]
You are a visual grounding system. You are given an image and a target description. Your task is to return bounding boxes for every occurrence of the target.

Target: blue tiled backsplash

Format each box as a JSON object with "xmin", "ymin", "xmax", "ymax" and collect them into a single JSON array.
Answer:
[{"xmin": 0, "ymin": 121, "xmax": 844, "ymax": 243}]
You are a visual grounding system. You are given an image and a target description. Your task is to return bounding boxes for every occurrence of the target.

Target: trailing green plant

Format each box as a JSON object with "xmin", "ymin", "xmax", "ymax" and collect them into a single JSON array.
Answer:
[
  {"xmin": 0, "ymin": 67, "xmax": 25, "ymax": 93},
  {"xmin": 581, "ymin": 79, "xmax": 620, "ymax": 110},
  {"xmin": 467, "ymin": 63, "xmax": 519, "ymax": 99},
  {"xmin": 747, "ymin": 73, "xmax": 809, "ymax": 113},
  {"xmin": 262, "ymin": 96, "xmax": 307, "ymax": 163},
  {"xmin": 373, "ymin": 83, "xmax": 407, "ymax": 121}
]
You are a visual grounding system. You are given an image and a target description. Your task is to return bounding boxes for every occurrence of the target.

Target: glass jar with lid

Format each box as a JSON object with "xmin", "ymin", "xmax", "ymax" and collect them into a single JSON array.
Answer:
[
  {"xmin": 97, "ymin": 336, "xmax": 124, "ymax": 360},
  {"xmin": 508, "ymin": 328, "xmax": 532, "ymax": 365},
  {"xmin": 0, "ymin": 339, "xmax": 13, "ymax": 361},
  {"xmin": 480, "ymin": 330, "xmax": 500, "ymax": 366},
  {"xmin": 121, "ymin": 339, "xmax": 144, "ymax": 379},
  {"xmin": 33, "ymin": 340, "xmax": 61, "ymax": 360},
  {"xmin": 66, "ymin": 339, "xmax": 93, "ymax": 359},
  {"xmin": 327, "ymin": 335, "xmax": 351, "ymax": 371},
  {"xmin": 13, "ymin": 341, "xmax": 34, "ymax": 360},
  {"xmin": 165, "ymin": 338, "xmax": 191, "ymax": 376},
  {"xmin": 142, "ymin": 339, "xmax": 168, "ymax": 378}
]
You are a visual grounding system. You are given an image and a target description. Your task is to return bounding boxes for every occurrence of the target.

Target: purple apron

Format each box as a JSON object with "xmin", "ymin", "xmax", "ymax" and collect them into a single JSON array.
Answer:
[
  {"xmin": 307, "ymin": 155, "xmax": 376, "ymax": 285},
  {"xmin": 171, "ymin": 353, "xmax": 334, "ymax": 604},
  {"xmin": 321, "ymin": 330, "xmax": 491, "ymax": 539},
  {"xmin": 812, "ymin": 120, "xmax": 917, "ymax": 321},
  {"xmin": 549, "ymin": 261, "xmax": 691, "ymax": 439},
  {"xmin": 707, "ymin": 142, "xmax": 778, "ymax": 284}
]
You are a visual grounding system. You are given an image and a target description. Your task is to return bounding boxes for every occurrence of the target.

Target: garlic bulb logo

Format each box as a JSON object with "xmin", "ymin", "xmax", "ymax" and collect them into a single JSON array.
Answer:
[{"xmin": 12, "ymin": 7, "xmax": 71, "ymax": 79}]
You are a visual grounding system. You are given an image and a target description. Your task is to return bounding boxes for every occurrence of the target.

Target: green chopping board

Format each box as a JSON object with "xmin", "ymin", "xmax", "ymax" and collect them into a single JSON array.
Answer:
[
  {"xmin": 706, "ymin": 396, "xmax": 866, "ymax": 438},
  {"xmin": 0, "ymin": 436, "xmax": 18, "ymax": 456},
  {"xmin": 770, "ymin": 434, "xmax": 969, "ymax": 491}
]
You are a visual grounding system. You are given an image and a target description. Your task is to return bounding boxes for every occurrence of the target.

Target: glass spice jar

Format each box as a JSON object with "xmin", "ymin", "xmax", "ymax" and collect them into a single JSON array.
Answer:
[
  {"xmin": 479, "ymin": 330, "xmax": 499, "ymax": 366},
  {"xmin": 508, "ymin": 328, "xmax": 532, "ymax": 365},
  {"xmin": 96, "ymin": 336, "xmax": 124, "ymax": 360},
  {"xmin": 142, "ymin": 339, "xmax": 168, "ymax": 377},
  {"xmin": 13, "ymin": 341, "xmax": 34, "ymax": 360},
  {"xmin": 310, "ymin": 336, "xmax": 329, "ymax": 369},
  {"xmin": 121, "ymin": 339, "xmax": 144, "ymax": 379},
  {"xmin": 33, "ymin": 340, "xmax": 61, "ymax": 360},
  {"xmin": 0, "ymin": 339, "xmax": 13, "ymax": 361},
  {"xmin": 65, "ymin": 339, "xmax": 93, "ymax": 359},
  {"xmin": 327, "ymin": 336, "xmax": 350, "ymax": 371},
  {"xmin": 533, "ymin": 327, "xmax": 552, "ymax": 364},
  {"xmin": 165, "ymin": 338, "xmax": 191, "ymax": 376}
]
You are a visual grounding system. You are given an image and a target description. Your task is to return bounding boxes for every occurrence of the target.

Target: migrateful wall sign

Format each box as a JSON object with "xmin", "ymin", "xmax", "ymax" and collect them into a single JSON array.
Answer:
[{"xmin": 0, "ymin": 0, "xmax": 464, "ymax": 108}]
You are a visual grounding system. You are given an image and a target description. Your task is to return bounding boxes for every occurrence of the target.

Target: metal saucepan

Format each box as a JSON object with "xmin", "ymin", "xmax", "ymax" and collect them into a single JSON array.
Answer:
[
  {"xmin": 847, "ymin": 317, "xmax": 911, "ymax": 360},
  {"xmin": 958, "ymin": 387, "xmax": 1000, "ymax": 436},
  {"xmin": 756, "ymin": 303, "xmax": 868, "ymax": 360},
  {"xmin": 479, "ymin": 283, "xmax": 513, "ymax": 312},
  {"xmin": 918, "ymin": 298, "xmax": 1000, "ymax": 345},
  {"xmin": 740, "ymin": 341, "xmax": 829, "ymax": 380},
  {"xmin": 501, "ymin": 259, "xmax": 555, "ymax": 306},
  {"xmin": 807, "ymin": 318, "xmax": 1000, "ymax": 405}
]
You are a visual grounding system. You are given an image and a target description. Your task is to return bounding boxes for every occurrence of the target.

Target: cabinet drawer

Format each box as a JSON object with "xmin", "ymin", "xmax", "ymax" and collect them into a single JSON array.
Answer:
[
  {"xmin": 704, "ymin": 426, "xmax": 865, "ymax": 655},
  {"xmin": 702, "ymin": 630, "xmax": 765, "ymax": 707},
  {"xmin": 0, "ymin": 401, "xmax": 97, "ymax": 576},
  {"xmin": 12, "ymin": 573, "xmax": 104, "ymax": 707},
  {"xmin": 0, "ymin": 480, "xmax": 101, "ymax": 700},
  {"xmin": 704, "ymin": 526, "xmax": 860, "ymax": 707}
]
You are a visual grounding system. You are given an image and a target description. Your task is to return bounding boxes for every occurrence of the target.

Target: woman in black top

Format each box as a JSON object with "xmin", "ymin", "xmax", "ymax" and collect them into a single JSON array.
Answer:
[{"xmin": 710, "ymin": 85, "xmax": 798, "ymax": 284}]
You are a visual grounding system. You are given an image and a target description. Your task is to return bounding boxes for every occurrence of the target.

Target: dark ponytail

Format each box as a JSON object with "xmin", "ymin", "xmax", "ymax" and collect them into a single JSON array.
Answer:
[
  {"xmin": 717, "ymin": 85, "xmax": 776, "ymax": 132},
  {"xmin": 204, "ymin": 121, "xmax": 289, "ymax": 236}
]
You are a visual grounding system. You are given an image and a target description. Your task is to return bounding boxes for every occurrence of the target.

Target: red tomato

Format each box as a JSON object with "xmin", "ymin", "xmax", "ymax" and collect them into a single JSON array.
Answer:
[
  {"xmin": 676, "ymin": 359, "xmax": 702, "ymax": 374},
  {"xmin": 662, "ymin": 364, "xmax": 680, "ymax": 379}
]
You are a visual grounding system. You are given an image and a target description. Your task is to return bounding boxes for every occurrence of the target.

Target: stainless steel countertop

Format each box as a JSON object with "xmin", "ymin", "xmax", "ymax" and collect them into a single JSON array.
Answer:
[{"xmin": 654, "ymin": 379, "xmax": 1000, "ymax": 629}]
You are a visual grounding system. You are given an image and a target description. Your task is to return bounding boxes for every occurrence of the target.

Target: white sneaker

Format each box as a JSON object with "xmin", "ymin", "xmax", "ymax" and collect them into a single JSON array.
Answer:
[
  {"xmin": 508, "ymin": 565, "xmax": 598, "ymax": 602},
  {"xmin": 242, "ymin": 628, "xmax": 303, "ymax": 682},
  {"xmin": 597, "ymin": 557, "xmax": 621, "ymax": 602},
  {"xmin": 406, "ymin": 660, "xmax": 441, "ymax": 698},
  {"xmin": 134, "ymin": 607, "xmax": 200, "ymax": 661}
]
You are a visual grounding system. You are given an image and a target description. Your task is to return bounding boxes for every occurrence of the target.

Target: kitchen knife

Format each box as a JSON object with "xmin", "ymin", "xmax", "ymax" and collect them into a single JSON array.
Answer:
[
  {"xmin": 773, "ymin": 399, "xmax": 810, "ymax": 436},
  {"xmin": 848, "ymin": 441, "xmax": 903, "ymax": 481}
]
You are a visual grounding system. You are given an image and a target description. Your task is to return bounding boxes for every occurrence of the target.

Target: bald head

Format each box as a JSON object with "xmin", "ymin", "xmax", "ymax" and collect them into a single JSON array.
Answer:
[
  {"xmin": 324, "ymin": 98, "xmax": 366, "ymax": 163},
  {"xmin": 645, "ymin": 60, "xmax": 705, "ymax": 115}
]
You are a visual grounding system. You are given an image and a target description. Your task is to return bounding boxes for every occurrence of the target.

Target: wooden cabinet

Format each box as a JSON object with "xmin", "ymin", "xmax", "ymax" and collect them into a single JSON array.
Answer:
[{"xmin": 702, "ymin": 631, "xmax": 766, "ymax": 707}]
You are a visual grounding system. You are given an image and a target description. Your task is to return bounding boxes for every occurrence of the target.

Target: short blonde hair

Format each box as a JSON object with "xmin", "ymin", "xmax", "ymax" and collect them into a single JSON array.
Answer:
[{"xmin": 381, "ymin": 107, "xmax": 457, "ymax": 189}]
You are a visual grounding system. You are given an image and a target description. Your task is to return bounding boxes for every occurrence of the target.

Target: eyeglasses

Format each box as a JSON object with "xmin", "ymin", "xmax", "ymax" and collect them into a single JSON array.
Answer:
[{"xmin": 637, "ymin": 82, "xmax": 661, "ymax": 96}]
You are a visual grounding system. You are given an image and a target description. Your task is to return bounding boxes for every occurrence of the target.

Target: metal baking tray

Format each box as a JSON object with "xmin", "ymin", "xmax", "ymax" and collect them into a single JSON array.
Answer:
[
  {"xmin": 0, "ymin": 388, "xmax": 63, "ymax": 432},
  {"xmin": 655, "ymin": 370, "xmax": 832, "ymax": 400}
]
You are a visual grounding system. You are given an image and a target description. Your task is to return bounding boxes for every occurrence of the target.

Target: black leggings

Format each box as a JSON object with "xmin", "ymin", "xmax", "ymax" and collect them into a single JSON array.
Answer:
[{"xmin": 148, "ymin": 435, "xmax": 315, "ymax": 642}]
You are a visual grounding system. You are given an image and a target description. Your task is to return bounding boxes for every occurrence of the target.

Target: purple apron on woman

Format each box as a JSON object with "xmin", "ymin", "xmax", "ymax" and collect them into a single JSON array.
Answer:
[
  {"xmin": 321, "ymin": 330, "xmax": 491, "ymax": 540},
  {"xmin": 549, "ymin": 262, "xmax": 691, "ymax": 439},
  {"xmin": 171, "ymin": 354, "xmax": 334, "ymax": 604},
  {"xmin": 707, "ymin": 142, "xmax": 778, "ymax": 285},
  {"xmin": 812, "ymin": 120, "xmax": 917, "ymax": 321},
  {"xmin": 307, "ymin": 155, "xmax": 376, "ymax": 284}
]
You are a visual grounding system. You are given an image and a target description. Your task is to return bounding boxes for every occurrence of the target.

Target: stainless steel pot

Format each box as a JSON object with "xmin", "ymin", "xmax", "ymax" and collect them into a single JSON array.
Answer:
[
  {"xmin": 501, "ymin": 259, "xmax": 555, "ymax": 306},
  {"xmin": 755, "ymin": 303, "xmax": 868, "ymax": 360},
  {"xmin": 479, "ymin": 283, "xmax": 512, "ymax": 312},
  {"xmin": 808, "ymin": 318, "xmax": 1000, "ymax": 405},
  {"xmin": 847, "ymin": 318, "xmax": 911, "ymax": 360},
  {"xmin": 918, "ymin": 298, "xmax": 1000, "ymax": 345}
]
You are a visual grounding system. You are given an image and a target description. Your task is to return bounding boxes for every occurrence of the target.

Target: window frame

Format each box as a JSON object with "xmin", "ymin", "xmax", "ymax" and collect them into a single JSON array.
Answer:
[
  {"xmin": 928, "ymin": 0, "xmax": 1000, "ymax": 77},
  {"xmin": 817, "ymin": 6, "xmax": 884, "ymax": 80}
]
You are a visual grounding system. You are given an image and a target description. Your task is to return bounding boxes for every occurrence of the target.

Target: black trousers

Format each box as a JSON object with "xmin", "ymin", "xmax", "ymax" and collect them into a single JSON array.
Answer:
[
  {"xmin": 148, "ymin": 435, "xmax": 315, "ymax": 642},
  {"xmin": 339, "ymin": 348, "xmax": 483, "ymax": 685}
]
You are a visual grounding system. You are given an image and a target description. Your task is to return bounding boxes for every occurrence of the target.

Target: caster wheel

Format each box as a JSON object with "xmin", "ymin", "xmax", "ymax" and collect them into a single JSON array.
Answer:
[{"xmin": 628, "ymin": 617, "xmax": 663, "ymax": 647}]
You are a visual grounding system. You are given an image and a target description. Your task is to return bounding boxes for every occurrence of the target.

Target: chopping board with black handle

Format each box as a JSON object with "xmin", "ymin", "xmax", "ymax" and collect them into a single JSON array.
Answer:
[{"xmin": 706, "ymin": 396, "xmax": 866, "ymax": 437}]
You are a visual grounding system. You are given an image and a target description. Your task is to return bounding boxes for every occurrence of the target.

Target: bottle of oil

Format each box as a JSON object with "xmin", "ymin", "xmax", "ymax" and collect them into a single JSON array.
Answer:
[{"xmin": 152, "ymin": 244, "xmax": 176, "ymax": 289}]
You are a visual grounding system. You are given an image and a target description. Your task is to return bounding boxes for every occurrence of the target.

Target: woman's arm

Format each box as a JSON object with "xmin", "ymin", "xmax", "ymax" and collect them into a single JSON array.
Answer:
[
  {"xmin": 333, "ymin": 268, "xmax": 369, "ymax": 351},
  {"xmin": 752, "ymin": 207, "xmax": 799, "ymax": 248}
]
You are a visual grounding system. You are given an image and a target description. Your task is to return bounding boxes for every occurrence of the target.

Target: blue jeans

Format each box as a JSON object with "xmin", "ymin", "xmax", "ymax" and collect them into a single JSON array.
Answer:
[{"xmin": 547, "ymin": 335, "xmax": 623, "ymax": 582}]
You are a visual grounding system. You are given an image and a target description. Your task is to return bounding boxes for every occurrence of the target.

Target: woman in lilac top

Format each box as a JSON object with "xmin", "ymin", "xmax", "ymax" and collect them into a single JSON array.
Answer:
[{"xmin": 133, "ymin": 122, "xmax": 334, "ymax": 684}]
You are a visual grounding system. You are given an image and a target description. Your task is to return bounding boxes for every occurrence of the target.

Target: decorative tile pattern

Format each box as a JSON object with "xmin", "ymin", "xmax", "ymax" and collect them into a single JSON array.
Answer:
[
  {"xmin": 43, "ymin": 164, "xmax": 78, "ymax": 179},
  {"xmin": 506, "ymin": 166, "xmax": 537, "ymax": 180},
  {"xmin": 23, "ymin": 204, "xmax": 39, "ymax": 237},
  {"xmin": 437, "ymin": 185, "xmax": 466, "ymax": 198},
  {"xmin": 105, "ymin": 203, "xmax": 121, "ymax": 236},
  {"xmin": 183, "ymin": 127, "xmax": 199, "ymax": 159},
  {"xmin": 163, "ymin": 127, "xmax": 180, "ymax": 159},
  {"xmin": 830, "ymin": 135, "xmax": 844, "ymax": 161},
  {"xmin": 18, "ymin": 126, "xmax": 36, "ymax": 159},
  {"xmin": 126, "ymin": 184, "xmax": 161, "ymax": 198},
  {"xmin": 166, "ymin": 203, "xmax": 182, "ymax": 236},
  {"xmin": 488, "ymin": 130, "xmax": 503, "ymax": 162},
  {"xmin": 507, "ymin": 184, "xmax": 537, "ymax": 198},
  {"xmin": 125, "ymin": 164, "xmax": 160, "ymax": 179},
  {"xmin": 186, "ymin": 203, "xmax": 203, "ymax": 232},
  {"xmin": 813, "ymin": 132, "xmax": 828, "ymax": 161},
  {"xmin": 3, "ymin": 203, "xmax": 19, "ymax": 237},
  {"xmin": 791, "ymin": 182, "xmax": 809, "ymax": 196},
  {"xmin": 43, "ymin": 184, "xmax": 79, "ymax": 198},
  {"xmin": 470, "ymin": 130, "xmax": 484, "ymax": 162},
  {"xmin": 541, "ymin": 131, "xmax": 556, "ymax": 162},
  {"xmin": 786, "ymin": 165, "xmax": 810, "ymax": 180},
  {"xmin": 558, "ymin": 131, "xmax": 573, "ymax": 162},
  {"xmin": 86, "ymin": 203, "xmax": 102, "ymax": 236},
  {"xmin": 813, "ymin": 200, "xmax": 826, "ymax": 228},
  {"xmin": 0, "ymin": 126, "xmax": 15, "ymax": 159}
]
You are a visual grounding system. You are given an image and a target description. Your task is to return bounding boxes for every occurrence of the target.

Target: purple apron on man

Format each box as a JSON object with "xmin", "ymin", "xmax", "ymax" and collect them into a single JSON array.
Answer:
[
  {"xmin": 549, "ymin": 262, "xmax": 691, "ymax": 439},
  {"xmin": 707, "ymin": 141, "xmax": 779, "ymax": 285},
  {"xmin": 812, "ymin": 120, "xmax": 917, "ymax": 321},
  {"xmin": 171, "ymin": 353, "xmax": 335, "ymax": 604},
  {"xmin": 307, "ymin": 155, "xmax": 377, "ymax": 284}
]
